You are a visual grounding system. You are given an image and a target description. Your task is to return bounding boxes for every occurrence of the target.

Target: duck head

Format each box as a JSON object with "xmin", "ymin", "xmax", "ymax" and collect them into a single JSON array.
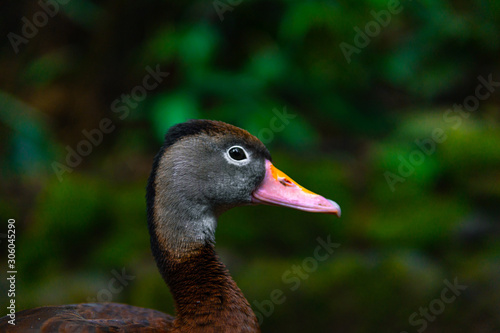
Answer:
[{"xmin": 147, "ymin": 119, "xmax": 340, "ymax": 250}]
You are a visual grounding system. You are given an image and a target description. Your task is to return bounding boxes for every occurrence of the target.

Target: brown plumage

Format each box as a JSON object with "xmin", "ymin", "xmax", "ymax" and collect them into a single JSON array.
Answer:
[
  {"xmin": 4, "ymin": 303, "xmax": 174, "ymax": 332},
  {"xmin": 0, "ymin": 120, "xmax": 340, "ymax": 332}
]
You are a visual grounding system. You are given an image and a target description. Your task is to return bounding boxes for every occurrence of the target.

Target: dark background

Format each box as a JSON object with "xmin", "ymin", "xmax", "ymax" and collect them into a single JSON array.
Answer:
[{"xmin": 1, "ymin": 1, "xmax": 499, "ymax": 332}]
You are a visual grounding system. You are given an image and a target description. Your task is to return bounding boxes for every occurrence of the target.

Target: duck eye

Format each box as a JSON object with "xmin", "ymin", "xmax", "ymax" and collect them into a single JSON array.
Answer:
[{"xmin": 228, "ymin": 146, "xmax": 247, "ymax": 161}]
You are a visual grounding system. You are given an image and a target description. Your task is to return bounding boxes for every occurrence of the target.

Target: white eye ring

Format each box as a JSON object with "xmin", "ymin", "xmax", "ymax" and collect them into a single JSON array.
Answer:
[{"xmin": 224, "ymin": 145, "xmax": 251, "ymax": 166}]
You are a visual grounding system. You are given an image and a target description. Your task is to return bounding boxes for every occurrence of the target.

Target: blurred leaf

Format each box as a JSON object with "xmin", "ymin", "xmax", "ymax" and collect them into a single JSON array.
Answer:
[
  {"xmin": 150, "ymin": 91, "xmax": 200, "ymax": 140},
  {"xmin": 179, "ymin": 23, "xmax": 219, "ymax": 67}
]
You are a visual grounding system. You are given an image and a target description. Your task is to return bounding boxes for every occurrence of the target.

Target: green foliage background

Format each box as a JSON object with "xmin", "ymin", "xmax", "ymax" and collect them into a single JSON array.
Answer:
[{"xmin": 1, "ymin": 0, "xmax": 499, "ymax": 332}]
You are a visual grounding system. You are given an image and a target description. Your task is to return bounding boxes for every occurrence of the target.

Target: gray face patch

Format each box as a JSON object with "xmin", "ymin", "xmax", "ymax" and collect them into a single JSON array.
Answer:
[{"xmin": 150, "ymin": 133, "xmax": 267, "ymax": 252}]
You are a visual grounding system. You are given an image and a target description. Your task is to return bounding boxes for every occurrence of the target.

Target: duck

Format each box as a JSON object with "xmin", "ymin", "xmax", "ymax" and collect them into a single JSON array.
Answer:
[{"xmin": 0, "ymin": 119, "xmax": 340, "ymax": 332}]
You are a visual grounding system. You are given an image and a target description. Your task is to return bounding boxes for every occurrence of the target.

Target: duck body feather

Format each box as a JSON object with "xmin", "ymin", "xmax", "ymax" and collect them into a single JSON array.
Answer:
[{"xmin": 0, "ymin": 303, "xmax": 174, "ymax": 332}]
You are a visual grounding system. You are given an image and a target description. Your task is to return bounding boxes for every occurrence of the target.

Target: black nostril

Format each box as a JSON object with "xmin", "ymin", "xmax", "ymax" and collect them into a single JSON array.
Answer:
[{"xmin": 279, "ymin": 177, "xmax": 294, "ymax": 187}]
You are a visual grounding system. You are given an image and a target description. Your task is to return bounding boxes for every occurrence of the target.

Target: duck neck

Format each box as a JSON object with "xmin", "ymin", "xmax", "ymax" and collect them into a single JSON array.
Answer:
[{"xmin": 147, "ymin": 206, "xmax": 260, "ymax": 332}]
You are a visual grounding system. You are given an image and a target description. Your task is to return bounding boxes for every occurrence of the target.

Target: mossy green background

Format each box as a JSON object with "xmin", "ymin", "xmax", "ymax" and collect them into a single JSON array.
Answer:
[{"xmin": 1, "ymin": 1, "xmax": 499, "ymax": 332}]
